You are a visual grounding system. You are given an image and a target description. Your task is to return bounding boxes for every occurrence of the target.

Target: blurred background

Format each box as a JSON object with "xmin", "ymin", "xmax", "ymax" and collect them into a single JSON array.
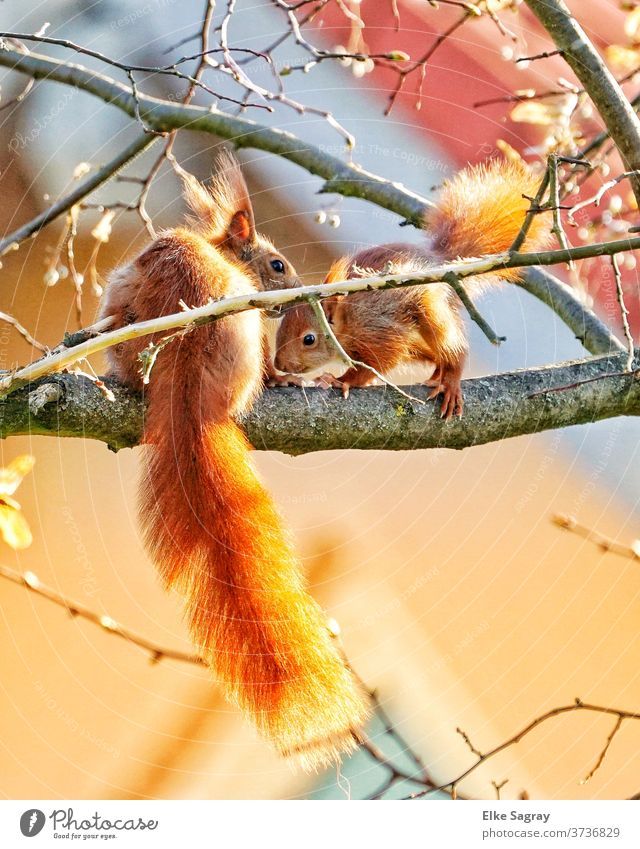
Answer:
[{"xmin": 0, "ymin": 0, "xmax": 639, "ymax": 800}]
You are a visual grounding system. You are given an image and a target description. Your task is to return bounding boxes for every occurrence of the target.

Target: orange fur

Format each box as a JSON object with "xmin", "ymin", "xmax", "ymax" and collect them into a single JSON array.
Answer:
[
  {"xmin": 275, "ymin": 157, "xmax": 551, "ymax": 418},
  {"xmin": 180, "ymin": 151, "xmax": 301, "ymax": 295},
  {"xmin": 425, "ymin": 157, "xmax": 549, "ymax": 284},
  {"xmin": 100, "ymin": 231, "xmax": 368, "ymax": 766}
]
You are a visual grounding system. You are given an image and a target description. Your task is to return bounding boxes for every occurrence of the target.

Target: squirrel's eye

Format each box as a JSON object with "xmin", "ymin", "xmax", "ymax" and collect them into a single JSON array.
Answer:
[
  {"xmin": 270, "ymin": 259, "xmax": 285, "ymax": 274},
  {"xmin": 303, "ymin": 333, "xmax": 316, "ymax": 347}
]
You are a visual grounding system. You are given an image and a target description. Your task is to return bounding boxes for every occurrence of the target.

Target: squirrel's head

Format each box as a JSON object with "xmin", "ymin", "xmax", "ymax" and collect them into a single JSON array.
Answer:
[
  {"xmin": 181, "ymin": 151, "xmax": 301, "ymax": 292},
  {"xmin": 275, "ymin": 254, "xmax": 355, "ymax": 375},
  {"xmin": 274, "ymin": 297, "xmax": 345, "ymax": 375},
  {"xmin": 233, "ymin": 229, "xmax": 301, "ymax": 294}
]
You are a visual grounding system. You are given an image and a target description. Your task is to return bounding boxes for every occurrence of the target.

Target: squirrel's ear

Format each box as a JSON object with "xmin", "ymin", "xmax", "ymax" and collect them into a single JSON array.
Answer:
[
  {"xmin": 228, "ymin": 208, "xmax": 255, "ymax": 248},
  {"xmin": 322, "ymin": 295, "xmax": 344, "ymax": 324},
  {"xmin": 182, "ymin": 151, "xmax": 258, "ymax": 247}
]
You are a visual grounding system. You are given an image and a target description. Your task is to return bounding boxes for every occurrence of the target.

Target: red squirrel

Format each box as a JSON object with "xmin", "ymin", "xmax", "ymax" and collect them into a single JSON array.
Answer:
[
  {"xmin": 274, "ymin": 159, "xmax": 551, "ymax": 418},
  {"xmin": 104, "ymin": 152, "xmax": 301, "ymax": 382},
  {"xmin": 99, "ymin": 160, "xmax": 368, "ymax": 767}
]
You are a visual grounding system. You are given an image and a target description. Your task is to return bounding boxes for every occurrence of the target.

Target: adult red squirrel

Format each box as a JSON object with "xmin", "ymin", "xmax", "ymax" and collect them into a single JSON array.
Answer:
[
  {"xmin": 274, "ymin": 158, "xmax": 551, "ymax": 418},
  {"xmin": 103, "ymin": 152, "xmax": 301, "ymax": 382},
  {"xmin": 99, "ymin": 156, "xmax": 369, "ymax": 767}
]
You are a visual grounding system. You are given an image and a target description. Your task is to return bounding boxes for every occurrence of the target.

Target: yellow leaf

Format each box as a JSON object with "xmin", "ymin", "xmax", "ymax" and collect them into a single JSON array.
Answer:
[
  {"xmin": 483, "ymin": 0, "xmax": 514, "ymax": 11},
  {"xmin": 625, "ymin": 7, "xmax": 640, "ymax": 42},
  {"xmin": 496, "ymin": 139, "xmax": 526, "ymax": 163},
  {"xmin": 0, "ymin": 503, "xmax": 32, "ymax": 549},
  {"xmin": 510, "ymin": 93, "xmax": 577, "ymax": 126},
  {"xmin": 605, "ymin": 44, "xmax": 640, "ymax": 75},
  {"xmin": 0, "ymin": 454, "xmax": 35, "ymax": 496}
]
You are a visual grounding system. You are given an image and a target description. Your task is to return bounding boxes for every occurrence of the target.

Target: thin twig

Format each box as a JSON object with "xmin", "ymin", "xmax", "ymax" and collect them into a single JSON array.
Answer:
[
  {"xmin": 442, "ymin": 272, "xmax": 506, "ymax": 345},
  {"xmin": 552, "ymin": 514, "xmax": 640, "ymax": 561},
  {"xmin": 568, "ymin": 170, "xmax": 640, "ymax": 226},
  {"xmin": 611, "ymin": 254, "xmax": 636, "ymax": 372},
  {"xmin": 0, "ymin": 564, "xmax": 204, "ymax": 666},
  {"xmin": 308, "ymin": 297, "xmax": 426, "ymax": 404},
  {"xmin": 4, "ymin": 236, "xmax": 640, "ymax": 397},
  {"xmin": 0, "ymin": 134, "xmax": 157, "ymax": 257},
  {"xmin": 580, "ymin": 715, "xmax": 624, "ymax": 785},
  {"xmin": 0, "ymin": 311, "xmax": 47, "ymax": 353},
  {"xmin": 408, "ymin": 699, "xmax": 640, "ymax": 799}
]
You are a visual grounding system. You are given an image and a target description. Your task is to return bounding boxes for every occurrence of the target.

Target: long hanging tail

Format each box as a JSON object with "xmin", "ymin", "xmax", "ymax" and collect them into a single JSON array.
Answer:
[
  {"xmin": 425, "ymin": 157, "xmax": 551, "ymax": 286},
  {"xmin": 139, "ymin": 400, "xmax": 369, "ymax": 768}
]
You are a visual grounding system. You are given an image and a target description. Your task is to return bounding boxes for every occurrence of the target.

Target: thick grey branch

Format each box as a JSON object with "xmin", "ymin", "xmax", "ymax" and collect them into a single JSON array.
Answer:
[
  {"xmin": 525, "ymin": 0, "xmax": 640, "ymax": 205},
  {"xmin": 0, "ymin": 44, "xmax": 625, "ymax": 360},
  {"xmin": 517, "ymin": 268, "xmax": 626, "ymax": 355},
  {"xmin": 0, "ymin": 44, "xmax": 431, "ymax": 224},
  {"xmin": 3, "ymin": 351, "xmax": 637, "ymax": 454}
]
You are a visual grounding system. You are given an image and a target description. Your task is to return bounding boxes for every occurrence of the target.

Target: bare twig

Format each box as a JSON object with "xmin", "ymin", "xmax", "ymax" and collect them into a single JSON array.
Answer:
[
  {"xmin": 2, "ymin": 233, "xmax": 640, "ymax": 397},
  {"xmin": 548, "ymin": 155, "xmax": 575, "ymax": 271},
  {"xmin": 580, "ymin": 716, "xmax": 624, "ymax": 785},
  {"xmin": 552, "ymin": 514, "xmax": 640, "ymax": 561},
  {"xmin": 408, "ymin": 699, "xmax": 640, "ymax": 799},
  {"xmin": 0, "ymin": 564, "xmax": 204, "ymax": 666},
  {"xmin": 568, "ymin": 171, "xmax": 640, "ymax": 226},
  {"xmin": 611, "ymin": 254, "xmax": 635, "ymax": 372},
  {"xmin": 442, "ymin": 272, "xmax": 506, "ymax": 345},
  {"xmin": 308, "ymin": 297, "xmax": 426, "ymax": 404},
  {"xmin": 0, "ymin": 133, "xmax": 157, "ymax": 257},
  {"xmin": 0, "ymin": 311, "xmax": 47, "ymax": 353},
  {"xmin": 0, "ymin": 30, "xmax": 257, "ymax": 111}
]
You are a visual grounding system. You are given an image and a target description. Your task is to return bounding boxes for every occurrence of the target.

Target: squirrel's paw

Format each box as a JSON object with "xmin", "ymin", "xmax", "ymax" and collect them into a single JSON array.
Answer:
[
  {"xmin": 424, "ymin": 378, "xmax": 463, "ymax": 420},
  {"xmin": 315, "ymin": 373, "xmax": 350, "ymax": 399}
]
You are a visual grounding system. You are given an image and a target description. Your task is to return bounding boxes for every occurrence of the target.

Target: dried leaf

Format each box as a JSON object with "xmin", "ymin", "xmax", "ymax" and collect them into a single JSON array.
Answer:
[
  {"xmin": 0, "ymin": 454, "xmax": 34, "ymax": 497},
  {"xmin": 0, "ymin": 503, "xmax": 32, "ymax": 549}
]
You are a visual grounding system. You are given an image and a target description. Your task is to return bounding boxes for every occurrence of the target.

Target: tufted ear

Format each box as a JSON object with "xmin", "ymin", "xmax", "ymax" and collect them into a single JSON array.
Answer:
[
  {"xmin": 228, "ymin": 208, "xmax": 254, "ymax": 249},
  {"xmin": 181, "ymin": 150, "xmax": 256, "ymax": 248}
]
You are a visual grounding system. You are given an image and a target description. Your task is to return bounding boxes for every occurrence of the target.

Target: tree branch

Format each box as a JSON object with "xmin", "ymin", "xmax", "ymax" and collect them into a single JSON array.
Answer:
[
  {"xmin": 0, "ymin": 44, "xmax": 432, "ymax": 225},
  {"xmin": 0, "ymin": 43, "xmax": 626, "ymax": 360},
  {"xmin": 408, "ymin": 698, "xmax": 640, "ymax": 800},
  {"xmin": 525, "ymin": 0, "xmax": 640, "ymax": 206},
  {"xmin": 1, "ymin": 242, "xmax": 636, "ymax": 398},
  {"xmin": 517, "ymin": 268, "xmax": 626, "ymax": 356},
  {"xmin": 2, "ymin": 351, "xmax": 637, "ymax": 453}
]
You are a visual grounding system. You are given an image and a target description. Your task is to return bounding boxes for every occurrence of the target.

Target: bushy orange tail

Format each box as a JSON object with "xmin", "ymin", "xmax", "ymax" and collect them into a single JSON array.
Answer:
[
  {"xmin": 426, "ymin": 158, "xmax": 550, "ymax": 284},
  {"xmin": 139, "ymin": 391, "xmax": 369, "ymax": 767}
]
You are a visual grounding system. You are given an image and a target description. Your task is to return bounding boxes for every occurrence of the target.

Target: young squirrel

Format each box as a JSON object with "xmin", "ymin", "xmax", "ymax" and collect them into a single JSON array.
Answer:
[
  {"xmin": 274, "ymin": 158, "xmax": 550, "ymax": 418},
  {"xmin": 103, "ymin": 151, "xmax": 301, "ymax": 382},
  {"xmin": 99, "ymin": 171, "xmax": 368, "ymax": 767}
]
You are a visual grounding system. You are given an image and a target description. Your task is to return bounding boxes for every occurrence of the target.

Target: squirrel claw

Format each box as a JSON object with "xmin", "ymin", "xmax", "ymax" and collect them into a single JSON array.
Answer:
[
  {"xmin": 315, "ymin": 373, "xmax": 350, "ymax": 398},
  {"xmin": 424, "ymin": 378, "xmax": 463, "ymax": 420}
]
